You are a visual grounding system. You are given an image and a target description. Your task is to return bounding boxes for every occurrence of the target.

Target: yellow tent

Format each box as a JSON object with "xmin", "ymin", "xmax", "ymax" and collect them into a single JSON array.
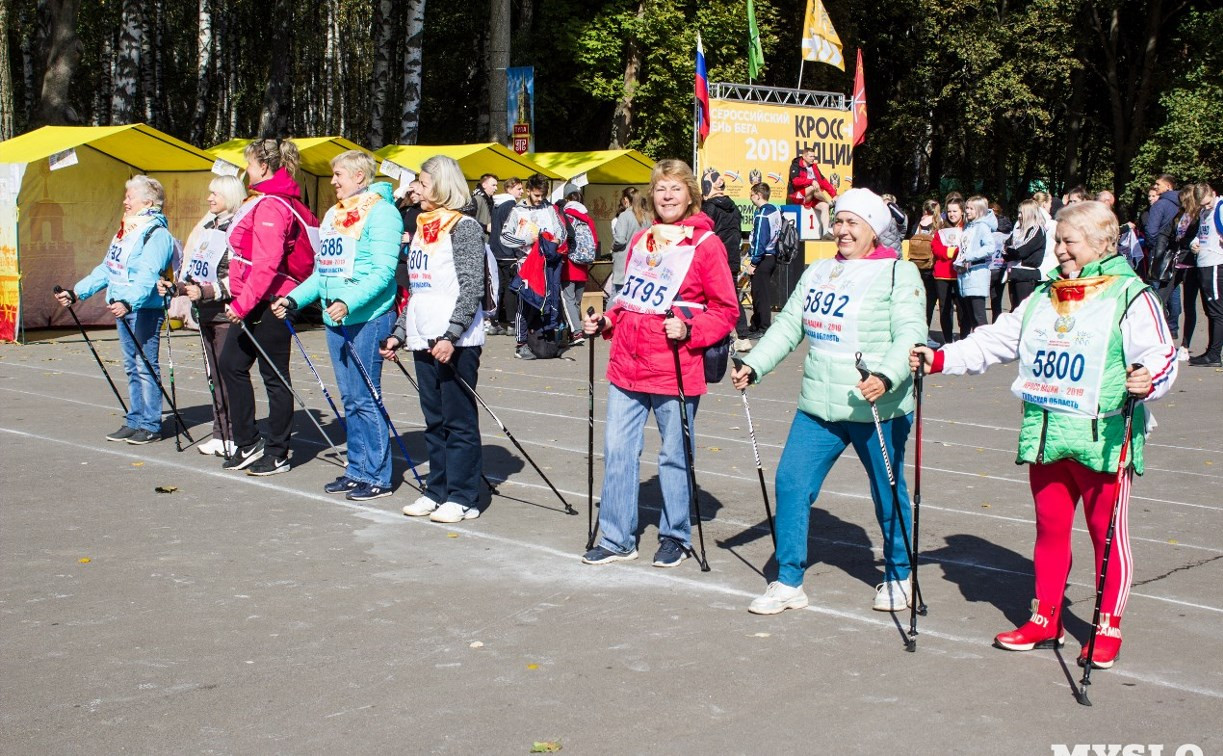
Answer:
[
  {"xmin": 374, "ymin": 143, "xmax": 562, "ymax": 183},
  {"xmin": 528, "ymin": 150, "xmax": 655, "ymax": 250},
  {"xmin": 0, "ymin": 124, "xmax": 217, "ymax": 341},
  {"xmin": 208, "ymin": 136, "xmax": 378, "ymax": 216}
]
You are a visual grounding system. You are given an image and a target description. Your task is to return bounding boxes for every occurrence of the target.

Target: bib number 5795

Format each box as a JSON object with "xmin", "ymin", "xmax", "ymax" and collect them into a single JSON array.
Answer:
[{"xmin": 622, "ymin": 274, "xmax": 668, "ymax": 308}]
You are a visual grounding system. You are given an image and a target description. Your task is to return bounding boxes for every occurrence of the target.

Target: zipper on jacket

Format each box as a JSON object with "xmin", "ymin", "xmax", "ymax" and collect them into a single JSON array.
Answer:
[
  {"xmin": 1092, "ymin": 418, "xmax": 1098, "ymax": 443},
  {"xmin": 1036, "ymin": 410, "xmax": 1050, "ymax": 464}
]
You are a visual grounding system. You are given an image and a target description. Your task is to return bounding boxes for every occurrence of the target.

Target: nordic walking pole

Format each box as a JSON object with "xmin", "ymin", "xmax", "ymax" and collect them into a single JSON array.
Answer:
[
  {"xmin": 236, "ymin": 319, "xmax": 345, "ymax": 463},
  {"xmin": 114, "ymin": 311, "xmax": 195, "ymax": 445},
  {"xmin": 161, "ymin": 289, "xmax": 182, "ymax": 451},
  {"xmin": 732, "ymin": 357, "xmax": 776, "ymax": 549},
  {"xmin": 855, "ymin": 352, "xmax": 920, "ymax": 650},
  {"xmin": 1077, "ymin": 389, "xmax": 1139, "ymax": 707},
  {"xmin": 192, "ymin": 298, "xmax": 231, "ymax": 461},
  {"xmin": 429, "ymin": 340, "xmax": 577, "ymax": 515},
  {"xmin": 378, "ymin": 339, "xmax": 497, "ymax": 494},
  {"xmin": 911, "ymin": 344, "xmax": 929, "ymax": 627},
  {"xmin": 666, "ymin": 310, "xmax": 710, "ymax": 572},
  {"xmin": 285, "ymin": 318, "xmax": 346, "ymax": 432},
  {"xmin": 53, "ymin": 286, "xmax": 128, "ymax": 413},
  {"xmin": 334, "ymin": 321, "xmax": 425, "ymax": 488},
  {"xmin": 586, "ymin": 306, "xmax": 598, "ymax": 550}
]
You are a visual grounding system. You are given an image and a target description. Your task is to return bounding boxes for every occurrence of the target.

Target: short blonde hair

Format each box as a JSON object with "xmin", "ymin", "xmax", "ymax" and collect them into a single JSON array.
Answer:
[
  {"xmin": 331, "ymin": 149, "xmax": 376, "ymax": 188},
  {"xmin": 648, "ymin": 159, "xmax": 702, "ymax": 221},
  {"xmin": 420, "ymin": 155, "xmax": 471, "ymax": 211},
  {"xmin": 208, "ymin": 175, "xmax": 247, "ymax": 214},
  {"xmin": 1055, "ymin": 200, "xmax": 1119, "ymax": 257},
  {"xmin": 126, "ymin": 175, "xmax": 165, "ymax": 207},
  {"xmin": 965, "ymin": 195, "xmax": 990, "ymax": 218}
]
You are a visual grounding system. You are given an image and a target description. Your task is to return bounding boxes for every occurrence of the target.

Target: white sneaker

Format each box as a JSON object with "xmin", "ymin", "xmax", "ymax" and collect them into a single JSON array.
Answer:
[
  {"xmin": 197, "ymin": 438, "xmax": 222, "ymax": 456},
  {"xmin": 873, "ymin": 579, "xmax": 912, "ymax": 612},
  {"xmin": 748, "ymin": 582, "xmax": 809, "ymax": 615},
  {"xmin": 429, "ymin": 501, "xmax": 480, "ymax": 523},
  {"xmin": 1177, "ymin": 346, "xmax": 1190, "ymax": 362},
  {"xmin": 402, "ymin": 496, "xmax": 440, "ymax": 517},
  {"xmin": 732, "ymin": 338, "xmax": 754, "ymax": 353}
]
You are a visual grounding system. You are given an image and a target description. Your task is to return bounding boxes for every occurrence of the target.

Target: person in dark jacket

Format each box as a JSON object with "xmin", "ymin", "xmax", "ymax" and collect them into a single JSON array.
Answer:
[
  {"xmin": 1144, "ymin": 174, "xmax": 1183, "ymax": 338},
  {"xmin": 1003, "ymin": 199, "xmax": 1046, "ymax": 309},
  {"xmin": 702, "ymin": 172, "xmax": 750, "ymax": 339}
]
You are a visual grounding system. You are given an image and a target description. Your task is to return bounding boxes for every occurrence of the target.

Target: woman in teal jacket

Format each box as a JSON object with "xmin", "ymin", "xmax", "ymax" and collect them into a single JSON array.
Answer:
[
  {"xmin": 273, "ymin": 150, "xmax": 403, "ymax": 501},
  {"xmin": 731, "ymin": 188, "xmax": 927, "ymax": 616}
]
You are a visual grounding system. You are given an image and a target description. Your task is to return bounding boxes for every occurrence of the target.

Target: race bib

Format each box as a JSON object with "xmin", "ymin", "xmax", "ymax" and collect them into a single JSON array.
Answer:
[
  {"xmin": 801, "ymin": 258, "xmax": 887, "ymax": 354},
  {"xmin": 105, "ymin": 232, "xmax": 141, "ymax": 284},
  {"xmin": 615, "ymin": 239, "xmax": 697, "ymax": 315},
  {"xmin": 1011, "ymin": 294, "xmax": 1117, "ymax": 417},
  {"xmin": 316, "ymin": 212, "xmax": 357, "ymax": 278},
  {"xmin": 182, "ymin": 228, "xmax": 227, "ymax": 284}
]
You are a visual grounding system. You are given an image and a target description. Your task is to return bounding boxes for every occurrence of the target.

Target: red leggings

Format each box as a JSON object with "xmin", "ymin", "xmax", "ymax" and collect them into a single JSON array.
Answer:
[{"xmin": 1028, "ymin": 459, "xmax": 1133, "ymax": 626}]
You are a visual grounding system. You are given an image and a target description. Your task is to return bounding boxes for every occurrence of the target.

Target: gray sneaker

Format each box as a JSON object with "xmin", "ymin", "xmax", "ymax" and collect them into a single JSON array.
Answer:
[
  {"xmin": 106, "ymin": 425, "xmax": 137, "ymax": 442},
  {"xmin": 581, "ymin": 545, "xmax": 638, "ymax": 565},
  {"xmin": 652, "ymin": 537, "xmax": 689, "ymax": 568},
  {"xmin": 125, "ymin": 429, "xmax": 161, "ymax": 445}
]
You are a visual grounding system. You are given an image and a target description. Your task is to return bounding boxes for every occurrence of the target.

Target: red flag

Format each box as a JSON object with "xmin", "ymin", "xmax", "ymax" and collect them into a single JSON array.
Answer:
[{"xmin": 852, "ymin": 49, "xmax": 867, "ymax": 147}]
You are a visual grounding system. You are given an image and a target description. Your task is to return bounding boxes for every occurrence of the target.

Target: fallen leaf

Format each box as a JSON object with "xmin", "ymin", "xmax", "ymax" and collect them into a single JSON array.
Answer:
[
  {"xmin": 981, "ymin": 504, "xmax": 991, "ymax": 508},
  {"xmin": 1168, "ymin": 539, "xmax": 1179, "ymax": 544},
  {"xmin": 469, "ymin": 641, "xmax": 484, "ymax": 648},
  {"xmin": 447, "ymin": 533, "xmax": 459, "ymax": 539},
  {"xmin": 530, "ymin": 742, "xmax": 562, "ymax": 753},
  {"xmin": 526, "ymin": 663, "xmax": 539, "ymax": 670},
  {"xmin": 78, "ymin": 557, "xmax": 91, "ymax": 564},
  {"xmin": 751, "ymin": 632, "xmax": 770, "ymax": 638},
  {"xmin": 131, "ymin": 462, "xmax": 144, "ymax": 467},
  {"xmin": 707, "ymin": 446, "xmax": 721, "ymax": 452},
  {"xmin": 154, "ymin": 486, "xmax": 178, "ymax": 494}
]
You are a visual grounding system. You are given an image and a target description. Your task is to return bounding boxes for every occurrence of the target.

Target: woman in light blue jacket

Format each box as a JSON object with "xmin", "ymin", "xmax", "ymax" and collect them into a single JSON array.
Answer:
[
  {"xmin": 955, "ymin": 195, "xmax": 997, "ymax": 333},
  {"xmin": 273, "ymin": 150, "xmax": 402, "ymax": 500}
]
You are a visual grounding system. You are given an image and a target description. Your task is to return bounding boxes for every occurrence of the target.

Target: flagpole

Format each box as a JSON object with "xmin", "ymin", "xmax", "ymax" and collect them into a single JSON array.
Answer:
[
  {"xmin": 797, "ymin": 60, "xmax": 805, "ymax": 90},
  {"xmin": 692, "ymin": 97, "xmax": 699, "ymax": 174}
]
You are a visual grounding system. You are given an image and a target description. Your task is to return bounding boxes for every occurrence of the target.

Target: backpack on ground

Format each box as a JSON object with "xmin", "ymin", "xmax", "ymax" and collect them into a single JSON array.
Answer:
[{"xmin": 776, "ymin": 216, "xmax": 801, "ymax": 265}]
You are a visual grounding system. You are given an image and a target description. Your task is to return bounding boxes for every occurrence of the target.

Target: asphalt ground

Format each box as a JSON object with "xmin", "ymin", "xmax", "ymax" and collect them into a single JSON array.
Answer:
[{"xmin": 1, "ymin": 313, "xmax": 1220, "ymax": 755}]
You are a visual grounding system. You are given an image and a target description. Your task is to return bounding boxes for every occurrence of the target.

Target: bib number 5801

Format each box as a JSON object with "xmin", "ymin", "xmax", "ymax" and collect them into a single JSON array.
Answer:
[{"xmin": 1031, "ymin": 349, "xmax": 1086, "ymax": 381}]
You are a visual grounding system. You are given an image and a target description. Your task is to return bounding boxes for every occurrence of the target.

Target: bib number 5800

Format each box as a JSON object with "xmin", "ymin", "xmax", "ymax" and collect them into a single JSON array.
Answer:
[{"xmin": 1031, "ymin": 349, "xmax": 1086, "ymax": 381}]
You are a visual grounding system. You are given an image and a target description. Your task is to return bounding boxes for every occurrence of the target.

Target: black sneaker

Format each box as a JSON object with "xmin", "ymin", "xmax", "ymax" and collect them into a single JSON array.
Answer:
[
  {"xmin": 652, "ymin": 537, "xmax": 689, "ymax": 568},
  {"xmin": 581, "ymin": 545, "xmax": 638, "ymax": 565},
  {"xmin": 246, "ymin": 454, "xmax": 289, "ymax": 476},
  {"xmin": 347, "ymin": 483, "xmax": 392, "ymax": 502},
  {"xmin": 1188, "ymin": 354, "xmax": 1222, "ymax": 367},
  {"xmin": 324, "ymin": 475, "xmax": 360, "ymax": 494},
  {"xmin": 106, "ymin": 426, "xmax": 137, "ymax": 442},
  {"xmin": 126, "ymin": 429, "xmax": 161, "ymax": 445},
  {"xmin": 222, "ymin": 439, "xmax": 265, "ymax": 471}
]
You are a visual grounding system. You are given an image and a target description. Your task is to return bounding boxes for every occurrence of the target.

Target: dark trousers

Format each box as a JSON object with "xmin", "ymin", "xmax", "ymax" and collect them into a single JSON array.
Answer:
[
  {"xmin": 1008, "ymin": 278, "xmax": 1038, "ymax": 311},
  {"xmin": 219, "ymin": 301, "xmax": 295, "ymax": 458},
  {"xmin": 989, "ymin": 269, "xmax": 1007, "ymax": 322},
  {"xmin": 1200, "ymin": 265, "xmax": 1223, "ymax": 361},
  {"xmin": 1181, "ymin": 267, "xmax": 1200, "ymax": 350},
  {"xmin": 919, "ymin": 269, "xmax": 937, "ymax": 329},
  {"xmin": 199, "ymin": 319, "xmax": 234, "ymax": 443},
  {"xmin": 494, "ymin": 258, "xmax": 519, "ymax": 325},
  {"xmin": 413, "ymin": 345, "xmax": 483, "ymax": 508},
  {"xmin": 935, "ymin": 278, "xmax": 957, "ymax": 343},
  {"xmin": 750, "ymin": 254, "xmax": 777, "ymax": 331},
  {"xmin": 730, "ymin": 265, "xmax": 750, "ymax": 337},
  {"xmin": 961, "ymin": 295, "xmax": 987, "ymax": 334}
]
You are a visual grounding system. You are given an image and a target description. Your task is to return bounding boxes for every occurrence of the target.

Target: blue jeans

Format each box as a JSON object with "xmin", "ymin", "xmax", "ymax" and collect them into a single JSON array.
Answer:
[
  {"xmin": 774, "ymin": 410, "xmax": 914, "ymax": 587},
  {"xmin": 413, "ymin": 345, "xmax": 482, "ymax": 507},
  {"xmin": 597, "ymin": 384, "xmax": 699, "ymax": 554},
  {"xmin": 326, "ymin": 310, "xmax": 395, "ymax": 487},
  {"xmin": 116, "ymin": 308, "xmax": 165, "ymax": 433}
]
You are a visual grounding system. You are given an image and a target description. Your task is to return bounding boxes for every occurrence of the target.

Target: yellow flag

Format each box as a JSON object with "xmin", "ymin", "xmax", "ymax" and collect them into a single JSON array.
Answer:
[{"xmin": 801, "ymin": 0, "xmax": 845, "ymax": 71}]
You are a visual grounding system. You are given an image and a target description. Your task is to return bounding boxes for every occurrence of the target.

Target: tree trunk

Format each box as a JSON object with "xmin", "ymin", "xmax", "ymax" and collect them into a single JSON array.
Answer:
[
  {"xmin": 608, "ymin": 0, "xmax": 645, "ymax": 149},
  {"xmin": 1061, "ymin": 61, "xmax": 1086, "ymax": 192},
  {"xmin": 367, "ymin": 0, "xmax": 394, "ymax": 148},
  {"xmin": 257, "ymin": 0, "xmax": 292, "ymax": 137},
  {"xmin": 140, "ymin": 0, "xmax": 157, "ymax": 124},
  {"xmin": 32, "ymin": 0, "xmax": 82, "ymax": 126},
  {"xmin": 398, "ymin": 0, "xmax": 426, "ymax": 144},
  {"xmin": 0, "ymin": 0, "xmax": 14, "ymax": 139},
  {"xmin": 111, "ymin": 0, "xmax": 142, "ymax": 124},
  {"xmin": 191, "ymin": 0, "xmax": 214, "ymax": 144},
  {"xmin": 488, "ymin": 0, "xmax": 510, "ymax": 144}
]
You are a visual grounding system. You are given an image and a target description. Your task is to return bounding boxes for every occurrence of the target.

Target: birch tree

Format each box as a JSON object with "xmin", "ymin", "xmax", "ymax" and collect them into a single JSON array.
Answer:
[
  {"xmin": 399, "ymin": 0, "xmax": 427, "ymax": 144},
  {"xmin": 0, "ymin": 0, "xmax": 14, "ymax": 139},
  {"xmin": 257, "ymin": 0, "xmax": 293, "ymax": 137},
  {"xmin": 190, "ymin": 0, "xmax": 213, "ymax": 144},
  {"xmin": 111, "ymin": 0, "xmax": 143, "ymax": 124},
  {"xmin": 32, "ymin": 0, "xmax": 82, "ymax": 126},
  {"xmin": 366, "ymin": 0, "xmax": 394, "ymax": 147},
  {"xmin": 488, "ymin": 0, "xmax": 510, "ymax": 144}
]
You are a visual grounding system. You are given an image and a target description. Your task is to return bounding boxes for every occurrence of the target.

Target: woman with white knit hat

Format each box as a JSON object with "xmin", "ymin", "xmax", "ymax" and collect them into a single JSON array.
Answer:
[{"xmin": 731, "ymin": 188, "xmax": 927, "ymax": 615}]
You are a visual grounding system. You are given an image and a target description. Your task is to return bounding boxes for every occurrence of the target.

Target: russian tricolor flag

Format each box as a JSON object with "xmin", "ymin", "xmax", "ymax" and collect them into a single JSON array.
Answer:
[{"xmin": 695, "ymin": 33, "xmax": 710, "ymax": 144}]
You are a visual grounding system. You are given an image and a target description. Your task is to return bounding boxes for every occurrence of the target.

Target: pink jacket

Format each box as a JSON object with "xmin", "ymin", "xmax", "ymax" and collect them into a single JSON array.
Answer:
[
  {"xmin": 227, "ymin": 168, "xmax": 319, "ymax": 319},
  {"xmin": 603, "ymin": 212, "xmax": 739, "ymax": 396}
]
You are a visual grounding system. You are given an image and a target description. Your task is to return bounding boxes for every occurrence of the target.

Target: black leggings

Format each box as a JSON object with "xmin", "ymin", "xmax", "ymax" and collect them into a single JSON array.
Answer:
[
  {"xmin": 1181, "ymin": 267, "xmax": 1200, "ymax": 349},
  {"xmin": 218, "ymin": 302, "xmax": 295, "ymax": 458},
  {"xmin": 989, "ymin": 269, "xmax": 1007, "ymax": 323},
  {"xmin": 1008, "ymin": 278, "xmax": 1038, "ymax": 310},
  {"xmin": 935, "ymin": 278, "xmax": 957, "ymax": 343},
  {"xmin": 750, "ymin": 255, "xmax": 777, "ymax": 330}
]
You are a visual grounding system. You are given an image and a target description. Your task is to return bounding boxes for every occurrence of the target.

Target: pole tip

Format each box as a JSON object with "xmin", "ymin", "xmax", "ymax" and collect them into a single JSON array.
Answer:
[
  {"xmin": 905, "ymin": 640, "xmax": 917, "ymax": 652},
  {"xmin": 1075, "ymin": 690, "xmax": 1092, "ymax": 706}
]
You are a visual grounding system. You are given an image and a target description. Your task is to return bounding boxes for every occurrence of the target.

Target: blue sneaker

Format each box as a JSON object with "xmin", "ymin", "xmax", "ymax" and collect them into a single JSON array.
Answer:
[
  {"xmin": 347, "ymin": 483, "xmax": 392, "ymax": 502},
  {"xmin": 324, "ymin": 476, "xmax": 360, "ymax": 494},
  {"xmin": 581, "ymin": 545, "xmax": 638, "ymax": 565},
  {"xmin": 652, "ymin": 537, "xmax": 689, "ymax": 568}
]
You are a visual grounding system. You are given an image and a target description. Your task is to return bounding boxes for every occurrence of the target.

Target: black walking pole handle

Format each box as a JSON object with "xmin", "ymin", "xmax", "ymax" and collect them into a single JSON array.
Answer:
[{"xmin": 53, "ymin": 285, "xmax": 78, "ymax": 304}]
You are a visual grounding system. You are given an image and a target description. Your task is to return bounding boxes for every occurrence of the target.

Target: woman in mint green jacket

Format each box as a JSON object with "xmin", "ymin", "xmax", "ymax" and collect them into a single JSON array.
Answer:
[
  {"xmin": 731, "ymin": 188, "xmax": 927, "ymax": 617},
  {"xmin": 273, "ymin": 150, "xmax": 403, "ymax": 501}
]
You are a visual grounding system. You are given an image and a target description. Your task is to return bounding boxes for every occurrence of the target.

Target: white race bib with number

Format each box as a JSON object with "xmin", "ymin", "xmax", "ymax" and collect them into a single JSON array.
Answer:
[
  {"xmin": 1011, "ymin": 294, "xmax": 1116, "ymax": 417},
  {"xmin": 801, "ymin": 258, "xmax": 887, "ymax": 355},
  {"xmin": 615, "ymin": 237, "xmax": 699, "ymax": 315},
  {"xmin": 182, "ymin": 228, "xmax": 227, "ymax": 284},
  {"xmin": 105, "ymin": 230, "xmax": 143, "ymax": 284},
  {"xmin": 316, "ymin": 208, "xmax": 357, "ymax": 278}
]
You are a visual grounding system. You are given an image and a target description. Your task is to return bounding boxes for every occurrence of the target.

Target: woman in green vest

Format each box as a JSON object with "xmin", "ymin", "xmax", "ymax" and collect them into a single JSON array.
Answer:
[{"xmin": 911, "ymin": 200, "xmax": 1179, "ymax": 670}]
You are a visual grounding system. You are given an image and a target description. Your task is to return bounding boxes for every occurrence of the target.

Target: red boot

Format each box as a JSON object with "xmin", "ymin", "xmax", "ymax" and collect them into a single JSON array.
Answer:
[
  {"xmin": 1078, "ymin": 613, "xmax": 1122, "ymax": 669},
  {"xmin": 994, "ymin": 599, "xmax": 1065, "ymax": 651}
]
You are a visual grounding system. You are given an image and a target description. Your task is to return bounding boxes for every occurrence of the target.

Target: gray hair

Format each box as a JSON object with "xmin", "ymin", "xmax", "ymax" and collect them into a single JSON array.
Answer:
[
  {"xmin": 125, "ymin": 175, "xmax": 165, "ymax": 207},
  {"xmin": 331, "ymin": 149, "xmax": 377, "ymax": 189}
]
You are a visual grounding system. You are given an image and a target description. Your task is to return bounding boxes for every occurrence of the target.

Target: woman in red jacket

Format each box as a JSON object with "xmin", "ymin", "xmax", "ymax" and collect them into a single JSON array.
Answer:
[
  {"xmin": 219, "ymin": 138, "xmax": 319, "ymax": 475},
  {"xmin": 579, "ymin": 159, "xmax": 739, "ymax": 568},
  {"xmin": 930, "ymin": 199, "xmax": 964, "ymax": 344}
]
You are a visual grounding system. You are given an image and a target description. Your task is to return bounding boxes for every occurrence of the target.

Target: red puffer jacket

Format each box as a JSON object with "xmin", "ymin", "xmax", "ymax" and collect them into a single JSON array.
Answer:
[
  {"xmin": 227, "ymin": 168, "xmax": 319, "ymax": 319},
  {"xmin": 602, "ymin": 212, "xmax": 739, "ymax": 396},
  {"xmin": 931, "ymin": 224, "xmax": 962, "ymax": 281}
]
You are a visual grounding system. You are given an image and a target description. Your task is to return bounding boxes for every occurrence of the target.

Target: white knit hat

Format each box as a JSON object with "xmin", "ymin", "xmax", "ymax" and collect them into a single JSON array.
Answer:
[{"xmin": 833, "ymin": 188, "xmax": 890, "ymax": 238}]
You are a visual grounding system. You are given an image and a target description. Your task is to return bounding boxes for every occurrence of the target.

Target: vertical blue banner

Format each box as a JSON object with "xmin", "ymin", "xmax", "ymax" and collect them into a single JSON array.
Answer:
[{"xmin": 506, "ymin": 66, "xmax": 535, "ymax": 154}]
